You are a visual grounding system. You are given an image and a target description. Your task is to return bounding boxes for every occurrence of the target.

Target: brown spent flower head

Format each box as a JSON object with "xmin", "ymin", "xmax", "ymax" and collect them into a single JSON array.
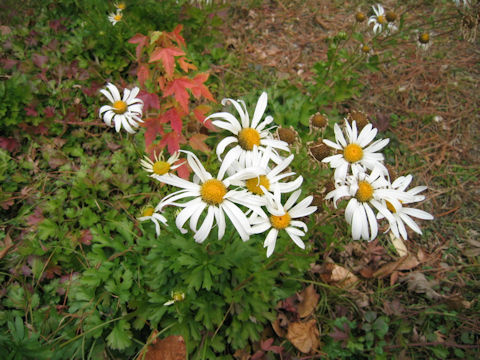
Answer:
[
  {"xmin": 347, "ymin": 110, "xmax": 370, "ymax": 130},
  {"xmin": 309, "ymin": 142, "xmax": 331, "ymax": 162},
  {"xmin": 386, "ymin": 10, "xmax": 397, "ymax": 22},
  {"xmin": 418, "ymin": 32, "xmax": 430, "ymax": 44},
  {"xmin": 277, "ymin": 127, "xmax": 297, "ymax": 145},
  {"xmin": 310, "ymin": 112, "xmax": 328, "ymax": 129},
  {"xmin": 355, "ymin": 12, "xmax": 366, "ymax": 22}
]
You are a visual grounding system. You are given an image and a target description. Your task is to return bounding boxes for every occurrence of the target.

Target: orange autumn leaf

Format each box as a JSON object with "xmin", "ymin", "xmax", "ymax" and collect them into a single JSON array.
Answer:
[
  {"xmin": 189, "ymin": 133, "xmax": 211, "ymax": 153},
  {"xmin": 149, "ymin": 46, "xmax": 185, "ymax": 77}
]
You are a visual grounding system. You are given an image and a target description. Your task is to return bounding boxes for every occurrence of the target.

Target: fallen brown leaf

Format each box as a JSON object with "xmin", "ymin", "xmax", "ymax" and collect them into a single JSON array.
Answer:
[
  {"xmin": 403, "ymin": 272, "xmax": 443, "ymax": 300},
  {"xmin": 286, "ymin": 319, "xmax": 320, "ymax": 354},
  {"xmin": 373, "ymin": 254, "xmax": 420, "ymax": 279},
  {"xmin": 321, "ymin": 263, "xmax": 359, "ymax": 288},
  {"xmin": 297, "ymin": 284, "xmax": 320, "ymax": 318},
  {"xmin": 144, "ymin": 335, "xmax": 186, "ymax": 360}
]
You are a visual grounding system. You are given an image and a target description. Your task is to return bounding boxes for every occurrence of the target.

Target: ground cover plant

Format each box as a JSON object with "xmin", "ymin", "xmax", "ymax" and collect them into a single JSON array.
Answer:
[{"xmin": 1, "ymin": 0, "xmax": 479, "ymax": 358}]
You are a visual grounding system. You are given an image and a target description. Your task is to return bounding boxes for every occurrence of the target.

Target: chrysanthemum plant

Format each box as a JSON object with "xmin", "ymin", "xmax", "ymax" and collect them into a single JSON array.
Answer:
[
  {"xmin": 128, "ymin": 25, "xmax": 215, "ymax": 161},
  {"xmin": 131, "ymin": 93, "xmax": 317, "ymax": 356},
  {"xmin": 98, "ymin": 72, "xmax": 317, "ymax": 355}
]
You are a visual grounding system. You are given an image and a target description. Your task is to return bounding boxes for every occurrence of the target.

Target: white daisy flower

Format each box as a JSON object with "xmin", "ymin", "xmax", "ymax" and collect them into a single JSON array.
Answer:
[
  {"xmin": 140, "ymin": 151, "xmax": 183, "ymax": 176},
  {"xmin": 453, "ymin": 0, "xmax": 472, "ymax": 8},
  {"xmin": 368, "ymin": 4, "xmax": 397, "ymax": 34},
  {"xmin": 378, "ymin": 175, "xmax": 434, "ymax": 240},
  {"xmin": 250, "ymin": 189, "xmax": 317, "ymax": 257},
  {"xmin": 205, "ymin": 92, "xmax": 290, "ymax": 169},
  {"xmin": 322, "ymin": 120, "xmax": 389, "ymax": 182},
  {"xmin": 99, "ymin": 83, "xmax": 143, "ymax": 134},
  {"xmin": 154, "ymin": 151, "xmax": 263, "ymax": 243},
  {"xmin": 326, "ymin": 167, "xmax": 414, "ymax": 241},
  {"xmin": 138, "ymin": 206, "xmax": 168, "ymax": 237},
  {"xmin": 108, "ymin": 10, "xmax": 123, "ymax": 26},
  {"xmin": 114, "ymin": 2, "xmax": 126, "ymax": 10},
  {"xmin": 227, "ymin": 146, "xmax": 303, "ymax": 199}
]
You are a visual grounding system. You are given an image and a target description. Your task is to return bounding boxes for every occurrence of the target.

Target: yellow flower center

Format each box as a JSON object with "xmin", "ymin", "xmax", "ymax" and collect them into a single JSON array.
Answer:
[
  {"xmin": 200, "ymin": 179, "xmax": 227, "ymax": 205},
  {"xmin": 112, "ymin": 100, "xmax": 127, "ymax": 114},
  {"xmin": 116, "ymin": 2, "xmax": 126, "ymax": 10},
  {"xmin": 270, "ymin": 212, "xmax": 291, "ymax": 230},
  {"xmin": 361, "ymin": 45, "xmax": 371, "ymax": 53},
  {"xmin": 419, "ymin": 33, "xmax": 430, "ymax": 44},
  {"xmin": 377, "ymin": 15, "xmax": 386, "ymax": 24},
  {"xmin": 238, "ymin": 128, "xmax": 261, "ymax": 151},
  {"xmin": 113, "ymin": 13, "xmax": 123, "ymax": 22},
  {"xmin": 153, "ymin": 161, "xmax": 171, "ymax": 175},
  {"xmin": 343, "ymin": 143, "xmax": 363, "ymax": 163},
  {"xmin": 356, "ymin": 180, "xmax": 374, "ymax": 202},
  {"xmin": 245, "ymin": 175, "xmax": 270, "ymax": 195},
  {"xmin": 385, "ymin": 200, "xmax": 396, "ymax": 213},
  {"xmin": 142, "ymin": 207, "xmax": 154, "ymax": 217}
]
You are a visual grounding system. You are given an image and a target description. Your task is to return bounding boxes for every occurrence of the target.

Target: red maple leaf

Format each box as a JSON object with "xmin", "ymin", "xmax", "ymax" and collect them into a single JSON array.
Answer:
[
  {"xmin": 128, "ymin": 33, "xmax": 149, "ymax": 61},
  {"xmin": 143, "ymin": 117, "xmax": 164, "ymax": 149},
  {"xmin": 137, "ymin": 64, "xmax": 150, "ymax": 87},
  {"xmin": 160, "ymin": 131, "xmax": 186, "ymax": 154},
  {"xmin": 189, "ymin": 133, "xmax": 210, "ymax": 153},
  {"xmin": 149, "ymin": 46, "xmax": 185, "ymax": 78},
  {"xmin": 193, "ymin": 104, "xmax": 215, "ymax": 130},
  {"xmin": 190, "ymin": 73, "xmax": 215, "ymax": 102},
  {"xmin": 175, "ymin": 159, "xmax": 191, "ymax": 180},
  {"xmin": 163, "ymin": 77, "xmax": 192, "ymax": 113},
  {"xmin": 162, "ymin": 107, "xmax": 183, "ymax": 133},
  {"xmin": 138, "ymin": 90, "xmax": 160, "ymax": 111},
  {"xmin": 168, "ymin": 24, "xmax": 186, "ymax": 47},
  {"xmin": 0, "ymin": 137, "xmax": 20, "ymax": 153},
  {"xmin": 178, "ymin": 57, "xmax": 197, "ymax": 73}
]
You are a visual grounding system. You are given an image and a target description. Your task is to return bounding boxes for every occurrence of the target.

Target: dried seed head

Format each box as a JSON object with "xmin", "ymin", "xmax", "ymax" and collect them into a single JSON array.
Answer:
[
  {"xmin": 277, "ymin": 127, "xmax": 297, "ymax": 145},
  {"xmin": 347, "ymin": 110, "xmax": 369, "ymax": 130},
  {"xmin": 309, "ymin": 142, "xmax": 331, "ymax": 162},
  {"xmin": 355, "ymin": 12, "xmax": 366, "ymax": 22},
  {"xmin": 310, "ymin": 112, "xmax": 328, "ymax": 128},
  {"xmin": 386, "ymin": 11, "xmax": 397, "ymax": 22}
]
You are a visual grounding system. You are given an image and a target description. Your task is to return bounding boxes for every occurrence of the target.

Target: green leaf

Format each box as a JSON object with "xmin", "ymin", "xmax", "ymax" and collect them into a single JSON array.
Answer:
[
  {"xmin": 37, "ymin": 219, "xmax": 58, "ymax": 240},
  {"xmin": 106, "ymin": 319, "xmax": 132, "ymax": 350}
]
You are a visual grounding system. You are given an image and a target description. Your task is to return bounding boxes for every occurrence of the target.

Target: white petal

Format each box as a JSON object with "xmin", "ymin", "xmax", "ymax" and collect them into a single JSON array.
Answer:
[
  {"xmin": 264, "ymin": 228, "xmax": 279, "ymax": 257},
  {"xmin": 251, "ymin": 92, "xmax": 268, "ymax": 129},
  {"xmin": 194, "ymin": 206, "xmax": 215, "ymax": 243},
  {"xmin": 216, "ymin": 136, "xmax": 238, "ymax": 158}
]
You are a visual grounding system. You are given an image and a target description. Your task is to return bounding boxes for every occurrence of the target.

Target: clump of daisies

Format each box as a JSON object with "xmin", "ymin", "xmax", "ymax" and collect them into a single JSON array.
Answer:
[
  {"xmin": 140, "ymin": 92, "xmax": 316, "ymax": 257},
  {"xmin": 322, "ymin": 118, "xmax": 433, "ymax": 242},
  {"xmin": 368, "ymin": 4, "xmax": 398, "ymax": 34}
]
